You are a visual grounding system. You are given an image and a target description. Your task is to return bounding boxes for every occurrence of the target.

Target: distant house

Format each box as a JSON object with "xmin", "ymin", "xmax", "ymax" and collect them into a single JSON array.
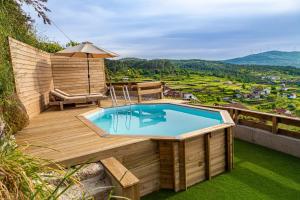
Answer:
[
  {"xmin": 262, "ymin": 76, "xmax": 280, "ymax": 81},
  {"xmin": 182, "ymin": 93, "xmax": 198, "ymax": 101},
  {"xmin": 163, "ymin": 86, "xmax": 181, "ymax": 98},
  {"xmin": 281, "ymin": 87, "xmax": 289, "ymax": 91},
  {"xmin": 288, "ymin": 93, "xmax": 297, "ymax": 99},
  {"xmin": 223, "ymin": 97, "xmax": 231, "ymax": 101},
  {"xmin": 280, "ymin": 83, "xmax": 286, "ymax": 87},
  {"xmin": 234, "ymin": 94, "xmax": 242, "ymax": 98},
  {"xmin": 261, "ymin": 88, "xmax": 271, "ymax": 95},
  {"xmin": 270, "ymin": 76, "xmax": 280, "ymax": 81},
  {"xmin": 275, "ymin": 108, "xmax": 292, "ymax": 116},
  {"xmin": 122, "ymin": 76, "xmax": 129, "ymax": 81},
  {"xmin": 248, "ymin": 93, "xmax": 260, "ymax": 99}
]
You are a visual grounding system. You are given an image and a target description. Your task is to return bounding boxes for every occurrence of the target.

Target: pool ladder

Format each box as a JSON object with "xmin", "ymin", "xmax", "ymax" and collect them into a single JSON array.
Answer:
[
  {"xmin": 110, "ymin": 85, "xmax": 118, "ymax": 107},
  {"xmin": 123, "ymin": 85, "xmax": 132, "ymax": 129},
  {"xmin": 109, "ymin": 85, "xmax": 119, "ymax": 132},
  {"xmin": 122, "ymin": 85, "xmax": 132, "ymax": 106},
  {"xmin": 110, "ymin": 85, "xmax": 132, "ymax": 132}
]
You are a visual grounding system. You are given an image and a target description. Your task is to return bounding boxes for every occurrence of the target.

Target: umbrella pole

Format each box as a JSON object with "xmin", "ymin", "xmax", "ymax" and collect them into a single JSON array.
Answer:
[{"xmin": 87, "ymin": 53, "xmax": 91, "ymax": 94}]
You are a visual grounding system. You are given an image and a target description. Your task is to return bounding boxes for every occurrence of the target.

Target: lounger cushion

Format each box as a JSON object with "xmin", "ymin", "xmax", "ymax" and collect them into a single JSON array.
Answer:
[
  {"xmin": 51, "ymin": 90, "xmax": 87, "ymax": 103},
  {"xmin": 86, "ymin": 93, "xmax": 107, "ymax": 101},
  {"xmin": 54, "ymin": 88, "xmax": 70, "ymax": 96},
  {"xmin": 50, "ymin": 89, "xmax": 106, "ymax": 105}
]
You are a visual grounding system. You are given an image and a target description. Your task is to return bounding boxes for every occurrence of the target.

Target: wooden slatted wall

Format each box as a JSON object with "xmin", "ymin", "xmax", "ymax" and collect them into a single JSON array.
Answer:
[
  {"xmin": 158, "ymin": 130, "xmax": 227, "ymax": 191},
  {"xmin": 51, "ymin": 56, "xmax": 106, "ymax": 95},
  {"xmin": 210, "ymin": 130, "xmax": 226, "ymax": 176},
  {"xmin": 8, "ymin": 38, "xmax": 107, "ymax": 118},
  {"xmin": 8, "ymin": 37, "xmax": 53, "ymax": 118}
]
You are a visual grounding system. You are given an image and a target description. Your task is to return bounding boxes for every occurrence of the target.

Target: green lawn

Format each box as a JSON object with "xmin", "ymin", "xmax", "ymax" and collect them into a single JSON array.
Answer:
[{"xmin": 143, "ymin": 140, "xmax": 300, "ymax": 200}]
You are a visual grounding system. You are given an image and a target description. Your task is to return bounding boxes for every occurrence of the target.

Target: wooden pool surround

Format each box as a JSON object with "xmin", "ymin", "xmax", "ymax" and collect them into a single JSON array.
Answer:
[
  {"xmin": 78, "ymin": 103, "xmax": 235, "ymax": 192},
  {"xmin": 16, "ymin": 102, "xmax": 235, "ymax": 196}
]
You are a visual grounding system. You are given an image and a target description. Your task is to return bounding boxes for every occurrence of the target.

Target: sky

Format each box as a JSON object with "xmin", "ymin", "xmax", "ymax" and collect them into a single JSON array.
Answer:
[{"xmin": 24, "ymin": 0, "xmax": 300, "ymax": 60}]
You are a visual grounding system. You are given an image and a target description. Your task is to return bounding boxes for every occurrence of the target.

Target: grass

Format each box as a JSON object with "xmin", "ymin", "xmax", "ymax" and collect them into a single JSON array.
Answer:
[
  {"xmin": 143, "ymin": 139, "xmax": 300, "ymax": 200},
  {"xmin": 0, "ymin": 135, "xmax": 83, "ymax": 200}
]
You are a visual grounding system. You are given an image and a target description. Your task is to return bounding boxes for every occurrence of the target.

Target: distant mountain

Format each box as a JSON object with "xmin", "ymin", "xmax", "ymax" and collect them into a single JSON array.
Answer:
[{"xmin": 224, "ymin": 51, "xmax": 300, "ymax": 68}]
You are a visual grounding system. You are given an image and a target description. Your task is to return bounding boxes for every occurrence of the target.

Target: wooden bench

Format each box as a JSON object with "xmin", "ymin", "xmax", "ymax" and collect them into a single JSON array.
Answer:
[
  {"xmin": 101, "ymin": 157, "xmax": 140, "ymax": 200},
  {"xmin": 137, "ymin": 81, "xmax": 163, "ymax": 103}
]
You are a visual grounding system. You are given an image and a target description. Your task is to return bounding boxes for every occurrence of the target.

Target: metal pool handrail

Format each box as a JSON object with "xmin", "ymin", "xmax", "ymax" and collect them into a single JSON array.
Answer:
[
  {"xmin": 122, "ymin": 85, "xmax": 132, "ymax": 106},
  {"xmin": 110, "ymin": 85, "xmax": 118, "ymax": 107}
]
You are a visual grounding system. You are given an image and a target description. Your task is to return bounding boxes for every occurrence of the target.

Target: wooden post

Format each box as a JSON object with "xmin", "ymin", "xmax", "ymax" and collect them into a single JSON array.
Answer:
[
  {"xmin": 204, "ymin": 133, "xmax": 211, "ymax": 180},
  {"xmin": 225, "ymin": 128, "xmax": 233, "ymax": 171},
  {"xmin": 234, "ymin": 110, "xmax": 239, "ymax": 124},
  {"xmin": 137, "ymin": 87, "xmax": 142, "ymax": 103},
  {"xmin": 229, "ymin": 108, "xmax": 234, "ymax": 118},
  {"xmin": 179, "ymin": 141, "xmax": 187, "ymax": 191},
  {"xmin": 59, "ymin": 102, "xmax": 64, "ymax": 111},
  {"xmin": 272, "ymin": 116, "xmax": 278, "ymax": 134},
  {"xmin": 172, "ymin": 142, "xmax": 180, "ymax": 192},
  {"xmin": 160, "ymin": 85, "xmax": 164, "ymax": 99},
  {"xmin": 182, "ymin": 141, "xmax": 187, "ymax": 190}
]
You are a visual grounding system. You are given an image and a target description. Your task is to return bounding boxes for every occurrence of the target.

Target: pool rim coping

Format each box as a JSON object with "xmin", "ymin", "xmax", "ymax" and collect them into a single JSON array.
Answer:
[{"xmin": 77, "ymin": 102, "xmax": 235, "ymax": 141}]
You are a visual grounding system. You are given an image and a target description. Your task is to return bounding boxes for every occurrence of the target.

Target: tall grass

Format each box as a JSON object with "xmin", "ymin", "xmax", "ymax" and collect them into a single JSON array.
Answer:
[{"xmin": 0, "ymin": 134, "xmax": 81, "ymax": 199}]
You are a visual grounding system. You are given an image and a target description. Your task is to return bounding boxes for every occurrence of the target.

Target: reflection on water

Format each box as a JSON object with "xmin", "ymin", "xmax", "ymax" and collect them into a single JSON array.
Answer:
[
  {"xmin": 109, "ymin": 108, "xmax": 167, "ymax": 132},
  {"xmin": 89, "ymin": 104, "xmax": 223, "ymax": 136}
]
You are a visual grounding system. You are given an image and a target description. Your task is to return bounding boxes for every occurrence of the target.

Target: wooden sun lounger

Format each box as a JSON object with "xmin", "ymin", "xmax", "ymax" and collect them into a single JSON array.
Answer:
[{"xmin": 49, "ymin": 89, "xmax": 106, "ymax": 110}]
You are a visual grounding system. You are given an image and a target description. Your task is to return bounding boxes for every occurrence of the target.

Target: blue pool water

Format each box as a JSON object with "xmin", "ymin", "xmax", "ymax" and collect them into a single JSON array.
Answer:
[{"xmin": 86, "ymin": 104, "xmax": 223, "ymax": 136}]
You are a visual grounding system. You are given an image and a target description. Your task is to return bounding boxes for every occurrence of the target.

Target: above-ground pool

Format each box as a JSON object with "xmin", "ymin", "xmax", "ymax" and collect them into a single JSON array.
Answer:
[
  {"xmin": 81, "ymin": 103, "xmax": 234, "ymax": 139},
  {"xmin": 79, "ymin": 103, "xmax": 235, "ymax": 193}
]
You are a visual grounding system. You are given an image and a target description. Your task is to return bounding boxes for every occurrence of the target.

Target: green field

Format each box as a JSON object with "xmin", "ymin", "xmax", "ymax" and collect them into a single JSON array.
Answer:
[
  {"xmin": 107, "ymin": 58, "xmax": 300, "ymax": 118},
  {"xmin": 143, "ymin": 139, "xmax": 300, "ymax": 200},
  {"xmin": 156, "ymin": 74, "xmax": 300, "ymax": 117}
]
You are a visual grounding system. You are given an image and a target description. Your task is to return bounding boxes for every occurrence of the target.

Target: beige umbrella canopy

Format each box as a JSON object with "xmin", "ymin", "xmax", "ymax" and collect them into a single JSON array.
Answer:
[{"xmin": 55, "ymin": 41, "xmax": 118, "ymax": 93}]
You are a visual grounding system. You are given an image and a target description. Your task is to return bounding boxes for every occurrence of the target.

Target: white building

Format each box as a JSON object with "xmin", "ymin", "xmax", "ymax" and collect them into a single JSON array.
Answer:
[
  {"xmin": 288, "ymin": 93, "xmax": 297, "ymax": 99},
  {"xmin": 182, "ymin": 93, "xmax": 198, "ymax": 101},
  {"xmin": 261, "ymin": 88, "xmax": 271, "ymax": 95}
]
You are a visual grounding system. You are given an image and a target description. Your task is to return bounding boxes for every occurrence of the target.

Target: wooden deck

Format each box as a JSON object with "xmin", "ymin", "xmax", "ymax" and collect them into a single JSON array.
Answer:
[
  {"xmin": 15, "ymin": 99, "xmax": 232, "ymax": 197},
  {"xmin": 15, "ymin": 99, "xmax": 185, "ymax": 166}
]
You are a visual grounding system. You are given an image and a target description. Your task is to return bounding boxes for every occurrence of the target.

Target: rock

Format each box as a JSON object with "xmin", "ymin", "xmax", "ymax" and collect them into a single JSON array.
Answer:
[
  {"xmin": 43, "ymin": 162, "xmax": 113, "ymax": 200},
  {"xmin": 75, "ymin": 163, "xmax": 105, "ymax": 181},
  {"xmin": 58, "ymin": 175, "xmax": 112, "ymax": 200}
]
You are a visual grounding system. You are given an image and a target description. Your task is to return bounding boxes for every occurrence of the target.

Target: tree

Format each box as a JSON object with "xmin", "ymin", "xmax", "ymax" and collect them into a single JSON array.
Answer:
[
  {"xmin": 15, "ymin": 0, "xmax": 51, "ymax": 24},
  {"xmin": 66, "ymin": 41, "xmax": 80, "ymax": 47}
]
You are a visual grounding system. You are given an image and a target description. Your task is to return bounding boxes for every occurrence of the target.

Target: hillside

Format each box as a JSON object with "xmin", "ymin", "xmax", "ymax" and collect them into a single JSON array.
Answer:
[
  {"xmin": 105, "ymin": 58, "xmax": 300, "ymax": 83},
  {"xmin": 224, "ymin": 51, "xmax": 300, "ymax": 68}
]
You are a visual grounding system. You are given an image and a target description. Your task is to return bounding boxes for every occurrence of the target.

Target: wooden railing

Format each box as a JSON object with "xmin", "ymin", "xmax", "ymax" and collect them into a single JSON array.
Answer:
[
  {"xmin": 198, "ymin": 105, "xmax": 300, "ymax": 139},
  {"xmin": 137, "ymin": 81, "xmax": 163, "ymax": 103},
  {"xmin": 107, "ymin": 81, "xmax": 165, "ymax": 92}
]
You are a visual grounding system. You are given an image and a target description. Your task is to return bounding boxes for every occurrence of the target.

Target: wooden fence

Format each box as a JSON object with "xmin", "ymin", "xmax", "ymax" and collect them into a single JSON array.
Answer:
[
  {"xmin": 137, "ymin": 81, "xmax": 163, "ymax": 102},
  {"xmin": 51, "ymin": 56, "xmax": 106, "ymax": 95},
  {"xmin": 199, "ymin": 105, "xmax": 300, "ymax": 139},
  {"xmin": 8, "ymin": 38, "xmax": 107, "ymax": 118},
  {"xmin": 8, "ymin": 37, "xmax": 53, "ymax": 118}
]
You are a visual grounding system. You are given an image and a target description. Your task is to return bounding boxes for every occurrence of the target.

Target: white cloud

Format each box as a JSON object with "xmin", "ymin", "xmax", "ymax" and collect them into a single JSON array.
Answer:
[
  {"xmin": 127, "ymin": 0, "xmax": 300, "ymax": 17},
  {"xmin": 24, "ymin": 0, "xmax": 300, "ymax": 59}
]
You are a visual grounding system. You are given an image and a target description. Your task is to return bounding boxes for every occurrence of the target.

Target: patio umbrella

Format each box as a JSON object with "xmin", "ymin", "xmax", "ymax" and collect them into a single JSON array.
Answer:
[{"xmin": 55, "ymin": 41, "xmax": 118, "ymax": 94}]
